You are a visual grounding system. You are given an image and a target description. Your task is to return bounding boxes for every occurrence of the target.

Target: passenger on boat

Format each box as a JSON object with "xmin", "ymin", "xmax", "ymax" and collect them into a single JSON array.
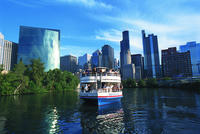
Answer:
[
  {"xmin": 84, "ymin": 84, "xmax": 88, "ymax": 92},
  {"xmin": 88, "ymin": 84, "xmax": 91, "ymax": 92}
]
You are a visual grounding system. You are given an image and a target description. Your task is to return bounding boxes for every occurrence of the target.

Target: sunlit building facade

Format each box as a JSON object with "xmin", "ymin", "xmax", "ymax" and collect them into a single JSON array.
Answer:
[
  {"xmin": 0, "ymin": 32, "xmax": 4, "ymax": 65},
  {"xmin": 2, "ymin": 40, "xmax": 18, "ymax": 71},
  {"xmin": 18, "ymin": 26, "xmax": 60, "ymax": 71}
]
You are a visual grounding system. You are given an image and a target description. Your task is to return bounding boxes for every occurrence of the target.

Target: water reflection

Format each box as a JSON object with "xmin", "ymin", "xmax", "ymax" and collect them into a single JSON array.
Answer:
[
  {"xmin": 0, "ymin": 89, "xmax": 200, "ymax": 134},
  {"xmin": 80, "ymin": 101, "xmax": 124, "ymax": 134},
  {"xmin": 122, "ymin": 88, "xmax": 200, "ymax": 134}
]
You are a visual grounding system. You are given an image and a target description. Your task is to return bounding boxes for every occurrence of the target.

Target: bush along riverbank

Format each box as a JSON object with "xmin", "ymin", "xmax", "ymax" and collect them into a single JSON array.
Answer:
[
  {"xmin": 122, "ymin": 78, "xmax": 200, "ymax": 90},
  {"xmin": 0, "ymin": 59, "xmax": 79, "ymax": 96}
]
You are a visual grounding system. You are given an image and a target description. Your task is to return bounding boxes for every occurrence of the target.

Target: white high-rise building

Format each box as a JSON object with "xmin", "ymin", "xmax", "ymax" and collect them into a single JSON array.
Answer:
[{"xmin": 0, "ymin": 32, "xmax": 4, "ymax": 65}]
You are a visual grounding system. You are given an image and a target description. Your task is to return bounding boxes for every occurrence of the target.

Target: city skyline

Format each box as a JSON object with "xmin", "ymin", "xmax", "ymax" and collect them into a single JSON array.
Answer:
[{"xmin": 1, "ymin": 0, "xmax": 200, "ymax": 59}]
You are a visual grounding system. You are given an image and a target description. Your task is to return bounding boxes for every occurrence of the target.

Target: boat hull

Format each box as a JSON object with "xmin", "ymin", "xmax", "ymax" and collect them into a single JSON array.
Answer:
[{"xmin": 80, "ymin": 92, "xmax": 123, "ymax": 106}]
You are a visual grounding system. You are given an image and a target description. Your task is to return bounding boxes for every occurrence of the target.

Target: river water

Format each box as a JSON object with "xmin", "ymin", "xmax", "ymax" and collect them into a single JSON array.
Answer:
[{"xmin": 0, "ymin": 88, "xmax": 200, "ymax": 134}]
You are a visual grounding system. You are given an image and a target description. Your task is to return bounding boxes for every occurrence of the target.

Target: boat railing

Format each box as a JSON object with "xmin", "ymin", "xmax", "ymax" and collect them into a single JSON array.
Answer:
[
  {"xmin": 81, "ymin": 73, "xmax": 120, "ymax": 77},
  {"xmin": 80, "ymin": 89, "xmax": 122, "ymax": 93}
]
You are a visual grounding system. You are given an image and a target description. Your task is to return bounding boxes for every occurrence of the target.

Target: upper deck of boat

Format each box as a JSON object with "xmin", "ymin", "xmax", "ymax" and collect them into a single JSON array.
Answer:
[{"xmin": 80, "ymin": 67, "xmax": 121, "ymax": 83}]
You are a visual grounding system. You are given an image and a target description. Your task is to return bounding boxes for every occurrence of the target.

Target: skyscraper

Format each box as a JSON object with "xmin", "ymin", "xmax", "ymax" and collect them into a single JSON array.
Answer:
[
  {"xmin": 120, "ymin": 31, "xmax": 131, "ymax": 67},
  {"xmin": 78, "ymin": 53, "xmax": 91, "ymax": 69},
  {"xmin": 131, "ymin": 54, "xmax": 144, "ymax": 79},
  {"xmin": 101, "ymin": 45, "xmax": 114, "ymax": 69},
  {"xmin": 120, "ymin": 31, "xmax": 135, "ymax": 80},
  {"xmin": 91, "ymin": 50, "xmax": 102, "ymax": 68},
  {"xmin": 60, "ymin": 55, "xmax": 77, "ymax": 73},
  {"xmin": 0, "ymin": 32, "xmax": 4, "ymax": 65},
  {"xmin": 2, "ymin": 40, "xmax": 18, "ymax": 71},
  {"xmin": 179, "ymin": 42, "xmax": 200, "ymax": 77},
  {"xmin": 162, "ymin": 47, "xmax": 192, "ymax": 77},
  {"xmin": 18, "ymin": 26, "xmax": 60, "ymax": 71},
  {"xmin": 142, "ymin": 30, "xmax": 161, "ymax": 78}
]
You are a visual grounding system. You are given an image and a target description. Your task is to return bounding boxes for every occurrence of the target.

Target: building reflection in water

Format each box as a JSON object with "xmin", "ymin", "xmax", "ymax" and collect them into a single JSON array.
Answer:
[{"xmin": 80, "ymin": 101, "xmax": 124, "ymax": 134}]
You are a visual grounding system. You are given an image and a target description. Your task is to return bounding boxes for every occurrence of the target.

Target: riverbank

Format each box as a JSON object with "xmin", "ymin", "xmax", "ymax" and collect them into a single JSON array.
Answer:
[
  {"xmin": 0, "ymin": 59, "xmax": 79, "ymax": 96},
  {"xmin": 122, "ymin": 78, "xmax": 200, "ymax": 91}
]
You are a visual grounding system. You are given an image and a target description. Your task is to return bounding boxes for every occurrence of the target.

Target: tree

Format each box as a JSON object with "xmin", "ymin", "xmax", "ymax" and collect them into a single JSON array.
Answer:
[
  {"xmin": 138, "ymin": 80, "xmax": 146, "ymax": 88},
  {"xmin": 0, "ymin": 64, "xmax": 3, "ymax": 73},
  {"xmin": 29, "ymin": 58, "xmax": 45, "ymax": 87},
  {"xmin": 146, "ymin": 78, "xmax": 158, "ymax": 88},
  {"xmin": 11, "ymin": 60, "xmax": 29, "ymax": 94},
  {"xmin": 122, "ymin": 78, "xmax": 136, "ymax": 88}
]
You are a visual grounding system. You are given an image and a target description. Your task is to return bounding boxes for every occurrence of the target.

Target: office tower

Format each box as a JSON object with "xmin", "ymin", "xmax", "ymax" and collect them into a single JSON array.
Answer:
[
  {"xmin": 179, "ymin": 42, "xmax": 200, "ymax": 77},
  {"xmin": 78, "ymin": 53, "xmax": 91, "ymax": 69},
  {"xmin": 60, "ymin": 55, "xmax": 77, "ymax": 73},
  {"xmin": 0, "ymin": 32, "xmax": 4, "ymax": 65},
  {"xmin": 142, "ymin": 30, "xmax": 161, "ymax": 78},
  {"xmin": 121, "ymin": 64, "xmax": 135, "ymax": 80},
  {"xmin": 131, "ymin": 54, "xmax": 144, "ymax": 80},
  {"xmin": 120, "ymin": 31, "xmax": 135, "ymax": 80},
  {"xmin": 120, "ymin": 31, "xmax": 131, "ymax": 67},
  {"xmin": 91, "ymin": 50, "xmax": 102, "ymax": 68},
  {"xmin": 162, "ymin": 47, "xmax": 192, "ymax": 77},
  {"xmin": 18, "ymin": 26, "xmax": 60, "ymax": 71},
  {"xmin": 114, "ymin": 58, "xmax": 119, "ymax": 70},
  {"xmin": 101, "ymin": 45, "xmax": 114, "ymax": 69},
  {"xmin": 2, "ymin": 40, "xmax": 18, "ymax": 71}
]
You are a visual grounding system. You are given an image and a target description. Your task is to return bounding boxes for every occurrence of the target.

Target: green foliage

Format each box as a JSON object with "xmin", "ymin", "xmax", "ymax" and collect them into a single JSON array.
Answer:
[
  {"xmin": 29, "ymin": 59, "xmax": 45, "ymax": 87},
  {"xmin": 122, "ymin": 78, "xmax": 136, "ymax": 88},
  {"xmin": 0, "ymin": 64, "xmax": 3, "ymax": 72},
  {"xmin": 162, "ymin": 77, "xmax": 172, "ymax": 80},
  {"xmin": 0, "ymin": 59, "xmax": 79, "ymax": 96},
  {"xmin": 138, "ymin": 79, "xmax": 146, "ymax": 88},
  {"xmin": 146, "ymin": 78, "xmax": 158, "ymax": 88}
]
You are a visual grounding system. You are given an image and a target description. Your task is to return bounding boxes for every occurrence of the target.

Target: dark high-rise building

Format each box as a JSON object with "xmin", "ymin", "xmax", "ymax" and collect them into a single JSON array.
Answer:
[
  {"xmin": 162, "ymin": 47, "xmax": 192, "ymax": 77},
  {"xmin": 60, "ymin": 55, "xmax": 77, "ymax": 73},
  {"xmin": 91, "ymin": 50, "xmax": 102, "ymax": 68},
  {"xmin": 101, "ymin": 45, "xmax": 114, "ymax": 69},
  {"xmin": 120, "ymin": 31, "xmax": 131, "ymax": 67},
  {"xmin": 120, "ymin": 30, "xmax": 135, "ymax": 80},
  {"xmin": 142, "ymin": 30, "xmax": 161, "ymax": 78},
  {"xmin": 18, "ymin": 26, "xmax": 60, "ymax": 71},
  {"xmin": 131, "ymin": 54, "xmax": 144, "ymax": 79}
]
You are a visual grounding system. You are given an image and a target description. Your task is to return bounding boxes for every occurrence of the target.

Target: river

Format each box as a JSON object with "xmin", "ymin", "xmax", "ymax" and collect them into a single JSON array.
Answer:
[{"xmin": 0, "ymin": 88, "xmax": 200, "ymax": 134}]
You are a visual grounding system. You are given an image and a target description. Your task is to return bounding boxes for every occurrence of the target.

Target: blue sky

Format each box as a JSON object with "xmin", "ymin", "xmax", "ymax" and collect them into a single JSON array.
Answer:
[{"xmin": 1, "ymin": 0, "xmax": 200, "ymax": 59}]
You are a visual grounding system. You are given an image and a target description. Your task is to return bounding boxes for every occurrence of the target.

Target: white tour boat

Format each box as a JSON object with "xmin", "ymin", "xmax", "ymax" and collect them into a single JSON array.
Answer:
[{"xmin": 79, "ymin": 67, "xmax": 123, "ymax": 106}]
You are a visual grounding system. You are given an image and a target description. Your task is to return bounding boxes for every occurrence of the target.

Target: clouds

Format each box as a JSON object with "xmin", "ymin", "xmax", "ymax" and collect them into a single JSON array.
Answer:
[
  {"xmin": 55, "ymin": 0, "xmax": 113, "ymax": 9},
  {"xmin": 6, "ymin": 0, "xmax": 113, "ymax": 9},
  {"xmin": 93, "ymin": 0, "xmax": 200, "ymax": 55}
]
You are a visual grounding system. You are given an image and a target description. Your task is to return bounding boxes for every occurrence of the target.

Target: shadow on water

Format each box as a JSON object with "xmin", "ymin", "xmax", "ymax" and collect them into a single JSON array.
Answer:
[{"xmin": 0, "ymin": 88, "xmax": 200, "ymax": 134}]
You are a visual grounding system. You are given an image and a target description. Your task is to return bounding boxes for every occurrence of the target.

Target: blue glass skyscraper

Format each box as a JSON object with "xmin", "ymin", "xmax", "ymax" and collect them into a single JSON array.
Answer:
[
  {"xmin": 180, "ymin": 42, "xmax": 200, "ymax": 77},
  {"xmin": 18, "ymin": 26, "xmax": 60, "ymax": 71},
  {"xmin": 91, "ymin": 50, "xmax": 102, "ymax": 68},
  {"xmin": 142, "ymin": 30, "xmax": 161, "ymax": 78}
]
